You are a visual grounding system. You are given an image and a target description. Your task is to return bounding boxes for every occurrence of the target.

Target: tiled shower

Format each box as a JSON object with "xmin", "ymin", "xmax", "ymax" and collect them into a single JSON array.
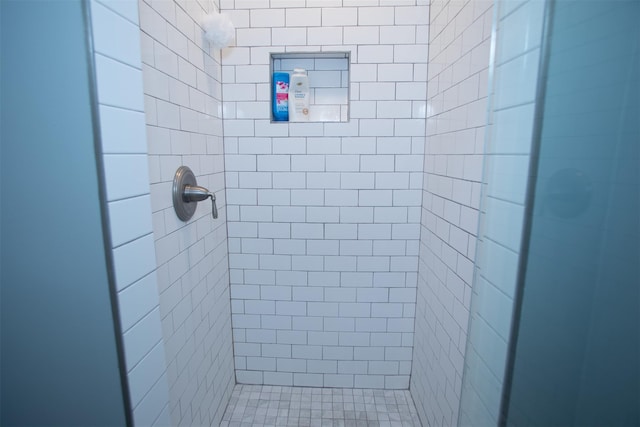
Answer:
[{"xmin": 87, "ymin": 0, "xmax": 517, "ymax": 426}]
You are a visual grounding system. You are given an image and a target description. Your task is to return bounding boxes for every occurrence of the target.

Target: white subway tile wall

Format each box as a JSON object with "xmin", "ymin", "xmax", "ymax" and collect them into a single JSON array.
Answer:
[
  {"xmin": 89, "ymin": 0, "xmax": 172, "ymax": 425},
  {"xmin": 221, "ymin": 0, "xmax": 429, "ymax": 390},
  {"xmin": 458, "ymin": 1, "xmax": 544, "ymax": 425},
  {"xmin": 138, "ymin": 0, "xmax": 235, "ymax": 425},
  {"xmin": 410, "ymin": 0, "xmax": 493, "ymax": 426}
]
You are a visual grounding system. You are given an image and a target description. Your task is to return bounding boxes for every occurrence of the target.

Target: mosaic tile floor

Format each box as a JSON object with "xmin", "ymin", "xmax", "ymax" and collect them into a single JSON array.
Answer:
[{"xmin": 220, "ymin": 384, "xmax": 422, "ymax": 427}]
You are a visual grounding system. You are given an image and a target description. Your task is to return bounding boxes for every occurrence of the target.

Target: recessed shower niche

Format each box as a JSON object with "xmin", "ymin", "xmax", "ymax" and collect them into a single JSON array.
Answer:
[{"xmin": 270, "ymin": 52, "xmax": 350, "ymax": 123}]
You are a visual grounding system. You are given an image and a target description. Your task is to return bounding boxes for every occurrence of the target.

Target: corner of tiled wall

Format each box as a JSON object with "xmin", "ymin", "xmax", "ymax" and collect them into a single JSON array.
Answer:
[
  {"xmin": 138, "ymin": 0, "xmax": 235, "ymax": 424},
  {"xmin": 220, "ymin": 0, "xmax": 429, "ymax": 391},
  {"xmin": 89, "ymin": 0, "xmax": 171, "ymax": 425},
  {"xmin": 410, "ymin": 0, "xmax": 494, "ymax": 425}
]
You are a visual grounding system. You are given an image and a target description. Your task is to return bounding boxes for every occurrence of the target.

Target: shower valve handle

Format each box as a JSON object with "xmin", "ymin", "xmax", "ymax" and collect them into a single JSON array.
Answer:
[
  {"xmin": 172, "ymin": 166, "xmax": 218, "ymax": 221},
  {"xmin": 183, "ymin": 185, "xmax": 218, "ymax": 220}
]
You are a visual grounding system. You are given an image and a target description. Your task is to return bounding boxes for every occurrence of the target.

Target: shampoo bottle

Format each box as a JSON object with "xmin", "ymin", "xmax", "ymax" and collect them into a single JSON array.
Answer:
[
  {"xmin": 288, "ymin": 68, "xmax": 310, "ymax": 122},
  {"xmin": 272, "ymin": 72, "xmax": 289, "ymax": 121}
]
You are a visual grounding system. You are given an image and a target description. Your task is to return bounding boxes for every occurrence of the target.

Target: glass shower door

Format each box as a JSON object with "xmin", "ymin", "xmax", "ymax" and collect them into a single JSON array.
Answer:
[{"xmin": 503, "ymin": 0, "xmax": 640, "ymax": 425}]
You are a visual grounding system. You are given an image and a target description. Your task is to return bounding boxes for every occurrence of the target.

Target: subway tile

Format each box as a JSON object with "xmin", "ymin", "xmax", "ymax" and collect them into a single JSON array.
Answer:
[
  {"xmin": 113, "ymin": 234, "xmax": 157, "ymax": 291},
  {"xmin": 308, "ymin": 271, "xmax": 341, "ymax": 287},
  {"xmin": 341, "ymin": 272, "xmax": 374, "ymax": 288},
  {"xmin": 285, "ymin": 8, "xmax": 321, "ymax": 27},
  {"xmin": 344, "ymin": 26, "xmax": 379, "ymax": 44},
  {"xmin": 377, "ymin": 101, "xmax": 413, "ymax": 119},
  {"xmin": 274, "ymin": 239, "xmax": 305, "ymax": 255},
  {"xmin": 272, "ymin": 27, "xmax": 307, "ymax": 45},
  {"xmin": 285, "ymin": 248, "xmax": 323, "ymax": 268},
  {"xmin": 95, "ymin": 54, "xmax": 144, "ymax": 111},
  {"xmin": 357, "ymin": 319, "xmax": 388, "ymax": 333},
  {"xmin": 340, "ymin": 207, "xmax": 374, "ymax": 223},
  {"xmin": 355, "ymin": 375, "xmax": 385, "ymax": 388},
  {"xmin": 92, "ymin": 1, "xmax": 142, "ymax": 68},
  {"xmin": 263, "ymin": 371, "xmax": 292, "ymax": 385},
  {"xmin": 236, "ymin": 28, "xmax": 272, "ymax": 47},
  {"xmin": 395, "ymin": 6, "xmax": 429, "ymax": 25},
  {"xmin": 307, "ymin": 27, "xmax": 343, "ymax": 45},
  {"xmin": 325, "ymin": 224, "xmax": 358, "ymax": 240},
  {"xmin": 250, "ymin": 8, "xmax": 285, "ymax": 27},
  {"xmin": 108, "ymin": 195, "xmax": 153, "ymax": 247},
  {"xmin": 359, "ymin": 7, "xmax": 394, "ymax": 25},
  {"xmin": 323, "ymin": 7, "xmax": 358, "ymax": 26},
  {"xmin": 340, "ymin": 240, "xmax": 373, "ymax": 256},
  {"xmin": 117, "ymin": 273, "xmax": 160, "ymax": 332},
  {"xmin": 122, "ymin": 308, "xmax": 163, "ymax": 370},
  {"xmin": 380, "ymin": 25, "xmax": 416, "ymax": 44}
]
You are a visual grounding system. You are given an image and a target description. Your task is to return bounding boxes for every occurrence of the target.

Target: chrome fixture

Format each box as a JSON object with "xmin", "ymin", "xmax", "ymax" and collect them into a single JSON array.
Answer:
[{"xmin": 172, "ymin": 166, "xmax": 218, "ymax": 221}]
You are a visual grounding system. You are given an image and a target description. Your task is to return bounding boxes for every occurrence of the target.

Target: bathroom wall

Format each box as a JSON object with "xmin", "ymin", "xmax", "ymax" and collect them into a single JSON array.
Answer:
[
  {"xmin": 221, "ymin": 0, "xmax": 429, "ymax": 389},
  {"xmin": 410, "ymin": 0, "xmax": 493, "ymax": 425},
  {"xmin": 458, "ymin": 0, "xmax": 544, "ymax": 424},
  {"xmin": 138, "ymin": 0, "xmax": 235, "ymax": 425},
  {"xmin": 89, "ymin": 0, "xmax": 172, "ymax": 425}
]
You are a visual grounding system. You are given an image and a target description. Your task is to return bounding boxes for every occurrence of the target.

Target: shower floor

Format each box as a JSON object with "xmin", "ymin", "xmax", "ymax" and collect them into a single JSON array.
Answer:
[{"xmin": 220, "ymin": 384, "xmax": 422, "ymax": 427}]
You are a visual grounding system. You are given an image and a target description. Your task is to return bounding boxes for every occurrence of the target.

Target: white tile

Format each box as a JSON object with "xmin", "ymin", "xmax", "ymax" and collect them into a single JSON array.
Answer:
[
  {"xmin": 91, "ymin": 1, "xmax": 142, "ymax": 68},
  {"xmin": 258, "ymin": 189, "xmax": 291, "ymax": 205},
  {"xmin": 272, "ymin": 27, "xmax": 307, "ymax": 45},
  {"xmin": 250, "ymin": 8, "xmax": 285, "ymax": 27},
  {"xmin": 127, "ymin": 340, "xmax": 167, "ymax": 406},
  {"xmin": 307, "ymin": 27, "xmax": 343, "ymax": 45},
  {"xmin": 307, "ymin": 173, "xmax": 340, "ymax": 189},
  {"xmin": 259, "ymin": 223, "xmax": 291, "ymax": 239},
  {"xmin": 324, "ymin": 374, "xmax": 354, "ymax": 387},
  {"xmin": 380, "ymin": 25, "xmax": 416, "ymax": 44},
  {"xmin": 223, "ymin": 84, "xmax": 257, "ymax": 101},
  {"xmin": 95, "ymin": 54, "xmax": 144, "ymax": 110},
  {"xmin": 322, "ymin": 7, "xmax": 358, "ymax": 26},
  {"xmin": 285, "ymin": 8, "xmax": 321, "ymax": 27},
  {"xmin": 343, "ymin": 26, "xmax": 379, "ymax": 44},
  {"xmin": 359, "ymin": 7, "xmax": 395, "ymax": 25},
  {"xmin": 122, "ymin": 308, "xmax": 163, "ymax": 369},
  {"xmin": 236, "ymin": 28, "xmax": 272, "ymax": 46},
  {"xmin": 396, "ymin": 82, "xmax": 427, "ymax": 100},
  {"xmin": 132, "ymin": 373, "xmax": 170, "ymax": 427},
  {"xmin": 377, "ymin": 101, "xmax": 412, "ymax": 119},
  {"xmin": 99, "ymin": 106, "xmax": 147, "ymax": 154},
  {"xmin": 395, "ymin": 6, "xmax": 428, "ymax": 25},
  {"xmin": 117, "ymin": 272, "xmax": 160, "ymax": 333},
  {"xmin": 378, "ymin": 63, "xmax": 414, "ymax": 81},
  {"xmin": 108, "ymin": 196, "xmax": 153, "ymax": 247},
  {"xmin": 96, "ymin": 0, "xmax": 139, "ymax": 24},
  {"xmin": 113, "ymin": 233, "xmax": 157, "ymax": 291},
  {"xmin": 359, "ymin": 83, "xmax": 396, "ymax": 100},
  {"xmin": 292, "ymin": 155, "xmax": 324, "ymax": 171},
  {"xmin": 138, "ymin": 2, "xmax": 167, "ymax": 46},
  {"xmin": 395, "ymin": 44, "xmax": 429, "ymax": 63}
]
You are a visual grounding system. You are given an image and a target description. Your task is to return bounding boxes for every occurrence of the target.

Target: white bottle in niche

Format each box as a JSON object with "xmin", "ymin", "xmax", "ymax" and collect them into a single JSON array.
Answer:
[{"xmin": 288, "ymin": 68, "xmax": 310, "ymax": 122}]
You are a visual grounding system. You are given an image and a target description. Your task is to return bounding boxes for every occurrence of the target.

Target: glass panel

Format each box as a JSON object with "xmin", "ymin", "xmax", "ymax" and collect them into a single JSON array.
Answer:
[{"xmin": 505, "ymin": 0, "xmax": 640, "ymax": 425}]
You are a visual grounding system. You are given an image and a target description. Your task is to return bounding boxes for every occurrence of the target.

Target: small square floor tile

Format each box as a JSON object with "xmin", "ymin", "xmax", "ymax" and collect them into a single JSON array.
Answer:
[{"xmin": 220, "ymin": 385, "xmax": 422, "ymax": 427}]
